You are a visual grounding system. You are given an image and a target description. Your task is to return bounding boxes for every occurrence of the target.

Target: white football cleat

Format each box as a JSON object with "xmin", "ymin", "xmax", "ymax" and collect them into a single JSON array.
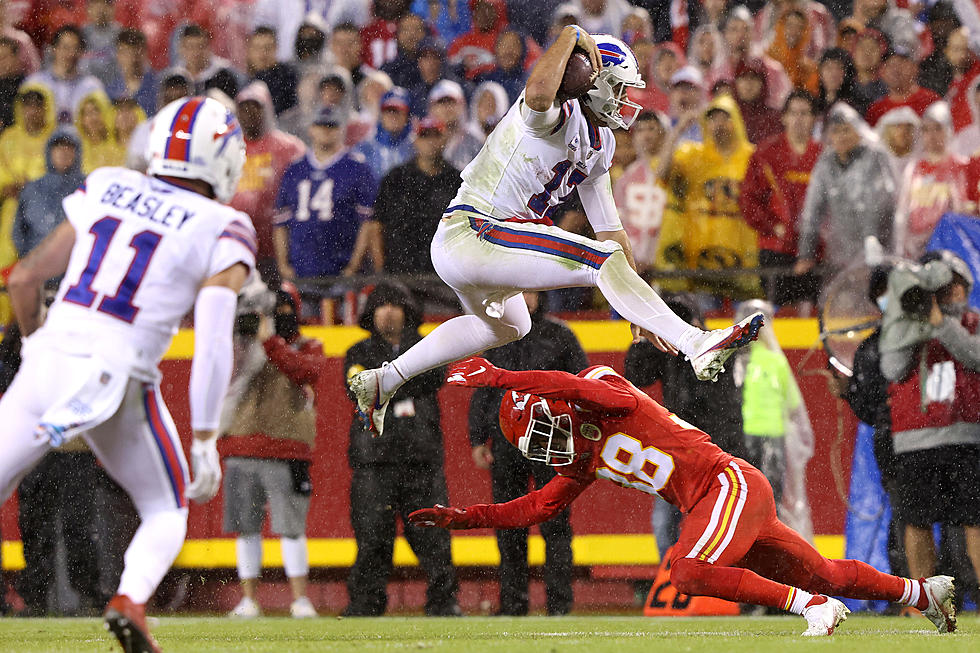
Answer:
[
  {"xmin": 228, "ymin": 596, "xmax": 261, "ymax": 619},
  {"xmin": 801, "ymin": 596, "xmax": 849, "ymax": 636},
  {"xmin": 921, "ymin": 575, "xmax": 956, "ymax": 633},
  {"xmin": 348, "ymin": 365, "xmax": 393, "ymax": 436},
  {"xmin": 290, "ymin": 596, "xmax": 318, "ymax": 619},
  {"xmin": 689, "ymin": 311, "xmax": 765, "ymax": 381}
]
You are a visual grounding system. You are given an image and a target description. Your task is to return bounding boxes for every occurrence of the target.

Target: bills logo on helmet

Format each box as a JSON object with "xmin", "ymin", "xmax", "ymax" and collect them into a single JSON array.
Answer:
[
  {"xmin": 213, "ymin": 113, "xmax": 243, "ymax": 154},
  {"xmin": 597, "ymin": 42, "xmax": 627, "ymax": 67}
]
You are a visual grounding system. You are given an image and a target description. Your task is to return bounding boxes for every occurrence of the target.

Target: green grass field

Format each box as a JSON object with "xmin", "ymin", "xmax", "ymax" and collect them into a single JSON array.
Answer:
[{"xmin": 0, "ymin": 614, "xmax": 978, "ymax": 653}]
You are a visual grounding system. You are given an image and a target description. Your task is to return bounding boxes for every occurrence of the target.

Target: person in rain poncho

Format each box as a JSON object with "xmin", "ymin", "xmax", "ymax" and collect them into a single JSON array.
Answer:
[
  {"xmin": 465, "ymin": 80, "xmax": 509, "ymax": 144},
  {"xmin": 876, "ymin": 105, "xmax": 920, "ymax": 182},
  {"xmin": 74, "ymin": 89, "xmax": 122, "ymax": 173}
]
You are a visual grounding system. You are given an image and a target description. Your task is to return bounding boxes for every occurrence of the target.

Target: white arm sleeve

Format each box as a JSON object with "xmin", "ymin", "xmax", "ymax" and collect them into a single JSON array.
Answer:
[
  {"xmin": 519, "ymin": 97, "xmax": 563, "ymax": 136},
  {"xmin": 578, "ymin": 170, "xmax": 624, "ymax": 233},
  {"xmin": 189, "ymin": 285, "xmax": 237, "ymax": 431}
]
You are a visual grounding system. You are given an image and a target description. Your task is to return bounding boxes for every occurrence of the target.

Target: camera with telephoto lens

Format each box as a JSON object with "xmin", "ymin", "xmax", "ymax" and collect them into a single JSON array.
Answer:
[
  {"xmin": 891, "ymin": 261, "xmax": 953, "ymax": 321},
  {"xmin": 235, "ymin": 276, "xmax": 277, "ymax": 337}
]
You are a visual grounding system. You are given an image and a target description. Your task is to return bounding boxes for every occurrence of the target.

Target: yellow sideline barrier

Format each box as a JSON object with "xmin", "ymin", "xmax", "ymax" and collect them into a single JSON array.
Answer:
[
  {"xmin": 161, "ymin": 318, "xmax": 822, "ymax": 360},
  {"xmin": 1, "ymin": 535, "xmax": 844, "ymax": 571}
]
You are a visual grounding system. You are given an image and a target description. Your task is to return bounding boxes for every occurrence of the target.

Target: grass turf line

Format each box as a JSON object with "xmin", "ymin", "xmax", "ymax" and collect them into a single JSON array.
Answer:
[{"xmin": 0, "ymin": 615, "xmax": 976, "ymax": 652}]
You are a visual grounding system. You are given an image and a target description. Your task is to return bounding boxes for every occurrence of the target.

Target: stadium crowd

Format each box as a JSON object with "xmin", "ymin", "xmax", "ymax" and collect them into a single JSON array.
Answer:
[{"xmin": 0, "ymin": 0, "xmax": 979, "ymax": 620}]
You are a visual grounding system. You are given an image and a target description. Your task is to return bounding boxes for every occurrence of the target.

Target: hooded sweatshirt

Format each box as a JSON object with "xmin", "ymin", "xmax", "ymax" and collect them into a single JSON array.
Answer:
[
  {"xmin": 735, "ymin": 59, "xmax": 782, "ymax": 145},
  {"xmin": 230, "ymin": 81, "xmax": 306, "ymax": 260},
  {"xmin": 465, "ymin": 80, "xmax": 509, "ymax": 143},
  {"xmin": 13, "ymin": 127, "xmax": 85, "ymax": 257},
  {"xmin": 75, "ymin": 90, "xmax": 125, "ymax": 173}
]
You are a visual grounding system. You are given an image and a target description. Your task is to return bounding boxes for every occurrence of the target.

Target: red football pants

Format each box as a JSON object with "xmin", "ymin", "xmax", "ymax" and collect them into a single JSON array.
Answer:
[{"xmin": 668, "ymin": 459, "xmax": 908, "ymax": 610}]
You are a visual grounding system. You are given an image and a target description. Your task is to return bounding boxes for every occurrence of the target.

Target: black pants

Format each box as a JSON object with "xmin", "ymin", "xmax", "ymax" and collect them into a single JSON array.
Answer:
[
  {"xmin": 491, "ymin": 435, "xmax": 573, "ymax": 615},
  {"xmin": 759, "ymin": 250, "xmax": 820, "ymax": 305},
  {"xmin": 16, "ymin": 451, "xmax": 105, "ymax": 614},
  {"xmin": 347, "ymin": 464, "xmax": 459, "ymax": 616}
]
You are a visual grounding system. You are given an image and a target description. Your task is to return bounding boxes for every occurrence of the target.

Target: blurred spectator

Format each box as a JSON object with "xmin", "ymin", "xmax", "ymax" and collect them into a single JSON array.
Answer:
[
  {"xmin": 246, "ymin": 26, "xmax": 298, "ymax": 116},
  {"xmin": 734, "ymin": 60, "xmax": 781, "ymax": 144},
  {"xmin": 940, "ymin": 27, "xmax": 980, "ymax": 133},
  {"xmin": 954, "ymin": 76, "xmax": 980, "ymax": 157},
  {"xmin": 609, "ymin": 127, "xmax": 635, "ymax": 183},
  {"xmin": 619, "ymin": 5, "xmax": 653, "ymax": 44},
  {"xmin": 75, "ymin": 89, "xmax": 122, "ymax": 172},
  {"xmin": 280, "ymin": 67, "xmax": 355, "ymax": 145},
  {"xmin": 411, "ymin": 0, "xmax": 471, "ymax": 44},
  {"xmin": 714, "ymin": 6, "xmax": 790, "ymax": 111},
  {"xmin": 348, "ymin": 68, "xmax": 394, "ymax": 145},
  {"xmin": 570, "ymin": 0, "xmax": 632, "ymax": 38},
  {"xmin": 467, "ymin": 291, "xmax": 582, "ymax": 616},
  {"xmin": 125, "ymin": 71, "xmax": 188, "ymax": 171},
  {"xmin": 0, "ymin": 0, "xmax": 39, "ymax": 75},
  {"xmin": 878, "ymin": 251, "xmax": 980, "ymax": 598},
  {"xmin": 876, "ymin": 105, "xmax": 920, "ymax": 191},
  {"xmin": 355, "ymin": 87, "xmax": 414, "ymax": 178},
  {"xmin": 667, "ymin": 68, "xmax": 709, "ymax": 141},
  {"xmin": 919, "ymin": 4, "xmax": 964, "ymax": 98},
  {"xmin": 813, "ymin": 47, "xmax": 858, "ymax": 116},
  {"xmin": 449, "ymin": 0, "xmax": 509, "ymax": 80},
  {"xmin": 476, "ymin": 29, "xmax": 529, "ymax": 104},
  {"xmin": 343, "ymin": 282, "xmax": 460, "ymax": 617},
  {"xmin": 330, "ymin": 22, "xmax": 370, "ymax": 88},
  {"xmin": 624, "ymin": 293, "xmax": 744, "ymax": 559},
  {"xmin": 0, "ymin": 36, "xmax": 24, "ymax": 131},
  {"xmin": 466, "ymin": 80, "xmax": 508, "ymax": 143},
  {"xmin": 25, "ymin": 24, "xmax": 104, "ymax": 124},
  {"xmin": 274, "ymin": 107, "xmax": 381, "ymax": 280},
  {"xmin": 111, "ymin": 96, "xmax": 143, "ymax": 153},
  {"xmin": 755, "ymin": 0, "xmax": 834, "ymax": 62},
  {"xmin": 13, "ymin": 128, "xmax": 83, "ymax": 257},
  {"xmin": 865, "ymin": 45, "xmax": 942, "ymax": 127},
  {"xmin": 81, "ymin": 0, "xmax": 121, "ymax": 87},
  {"xmin": 764, "ymin": 6, "xmax": 818, "ymax": 94},
  {"xmin": 220, "ymin": 281, "xmax": 321, "ymax": 620},
  {"xmin": 428, "ymin": 79, "xmax": 482, "ymax": 170},
  {"xmin": 361, "ymin": 0, "xmax": 411, "ymax": 69},
  {"xmin": 409, "ymin": 36, "xmax": 452, "ymax": 116},
  {"xmin": 686, "ymin": 24, "xmax": 725, "ymax": 88},
  {"xmin": 852, "ymin": 29, "xmax": 888, "ymax": 116},
  {"xmin": 0, "ymin": 86, "xmax": 54, "ymax": 288},
  {"xmin": 795, "ymin": 103, "xmax": 897, "ymax": 276},
  {"xmin": 613, "ymin": 110, "xmax": 669, "ymax": 275},
  {"xmin": 740, "ymin": 90, "xmax": 822, "ymax": 305},
  {"xmin": 231, "ymin": 82, "xmax": 306, "ymax": 280},
  {"xmin": 375, "ymin": 117, "xmax": 461, "ymax": 274},
  {"xmin": 894, "ymin": 102, "xmax": 970, "ymax": 260},
  {"xmin": 546, "ymin": 1, "xmax": 582, "ymax": 46},
  {"xmin": 658, "ymin": 93, "xmax": 761, "ymax": 298},
  {"xmin": 848, "ymin": 0, "xmax": 919, "ymax": 51},
  {"xmin": 629, "ymin": 41, "xmax": 680, "ymax": 114},
  {"xmin": 380, "ymin": 12, "xmax": 427, "ymax": 89},
  {"xmin": 291, "ymin": 13, "xmax": 329, "ymax": 75},
  {"xmin": 104, "ymin": 28, "xmax": 156, "ymax": 117},
  {"xmin": 836, "ymin": 17, "xmax": 864, "ymax": 51},
  {"xmin": 251, "ymin": 0, "xmax": 363, "ymax": 64},
  {"xmin": 171, "ymin": 23, "xmax": 241, "ymax": 99}
]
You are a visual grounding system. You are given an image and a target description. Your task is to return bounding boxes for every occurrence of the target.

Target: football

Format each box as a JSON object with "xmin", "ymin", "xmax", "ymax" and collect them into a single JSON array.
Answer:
[{"xmin": 559, "ymin": 51, "xmax": 597, "ymax": 101}]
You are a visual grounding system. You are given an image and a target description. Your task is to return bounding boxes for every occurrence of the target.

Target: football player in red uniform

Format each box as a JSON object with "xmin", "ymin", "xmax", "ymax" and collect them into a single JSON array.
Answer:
[{"xmin": 409, "ymin": 358, "xmax": 958, "ymax": 636}]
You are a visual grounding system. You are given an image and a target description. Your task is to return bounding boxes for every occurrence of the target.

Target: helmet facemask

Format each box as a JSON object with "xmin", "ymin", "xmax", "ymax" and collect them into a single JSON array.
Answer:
[
  {"xmin": 518, "ymin": 399, "xmax": 575, "ymax": 466},
  {"xmin": 584, "ymin": 72, "xmax": 644, "ymax": 130}
]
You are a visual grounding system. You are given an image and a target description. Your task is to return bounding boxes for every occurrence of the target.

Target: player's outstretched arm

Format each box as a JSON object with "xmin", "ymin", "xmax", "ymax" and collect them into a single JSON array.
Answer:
[
  {"xmin": 185, "ymin": 262, "xmax": 249, "ymax": 503},
  {"xmin": 8, "ymin": 221, "xmax": 75, "ymax": 336},
  {"xmin": 525, "ymin": 24, "xmax": 599, "ymax": 112},
  {"xmin": 409, "ymin": 475, "xmax": 589, "ymax": 529},
  {"xmin": 447, "ymin": 357, "xmax": 637, "ymax": 412}
]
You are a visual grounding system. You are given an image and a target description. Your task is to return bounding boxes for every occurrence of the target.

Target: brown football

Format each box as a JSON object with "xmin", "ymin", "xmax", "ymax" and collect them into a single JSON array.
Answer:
[{"xmin": 559, "ymin": 51, "xmax": 596, "ymax": 101}]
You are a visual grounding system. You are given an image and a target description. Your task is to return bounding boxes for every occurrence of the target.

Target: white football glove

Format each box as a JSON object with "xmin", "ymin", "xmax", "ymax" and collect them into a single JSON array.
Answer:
[{"xmin": 185, "ymin": 437, "xmax": 222, "ymax": 503}]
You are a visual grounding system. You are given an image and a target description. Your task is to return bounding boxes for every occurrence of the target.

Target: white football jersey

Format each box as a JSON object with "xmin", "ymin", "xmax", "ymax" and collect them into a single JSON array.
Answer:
[
  {"xmin": 452, "ymin": 92, "xmax": 615, "ymax": 223},
  {"xmin": 42, "ymin": 167, "xmax": 257, "ymax": 380}
]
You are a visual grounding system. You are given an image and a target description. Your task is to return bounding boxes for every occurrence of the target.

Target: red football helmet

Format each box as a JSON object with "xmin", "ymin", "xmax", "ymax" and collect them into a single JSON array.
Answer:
[{"xmin": 499, "ymin": 391, "xmax": 577, "ymax": 466}]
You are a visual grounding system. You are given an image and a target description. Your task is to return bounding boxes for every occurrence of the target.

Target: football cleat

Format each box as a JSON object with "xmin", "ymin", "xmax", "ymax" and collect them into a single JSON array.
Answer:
[
  {"xmin": 921, "ymin": 575, "xmax": 957, "ymax": 633},
  {"xmin": 348, "ymin": 365, "xmax": 393, "ymax": 436},
  {"xmin": 228, "ymin": 596, "xmax": 262, "ymax": 619},
  {"xmin": 290, "ymin": 596, "xmax": 318, "ymax": 618},
  {"xmin": 104, "ymin": 594, "xmax": 162, "ymax": 653},
  {"xmin": 801, "ymin": 596, "xmax": 849, "ymax": 636},
  {"xmin": 689, "ymin": 311, "xmax": 765, "ymax": 381}
]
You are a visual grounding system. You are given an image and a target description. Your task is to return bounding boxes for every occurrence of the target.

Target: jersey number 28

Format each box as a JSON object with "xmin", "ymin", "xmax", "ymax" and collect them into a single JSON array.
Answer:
[{"xmin": 63, "ymin": 216, "xmax": 162, "ymax": 323}]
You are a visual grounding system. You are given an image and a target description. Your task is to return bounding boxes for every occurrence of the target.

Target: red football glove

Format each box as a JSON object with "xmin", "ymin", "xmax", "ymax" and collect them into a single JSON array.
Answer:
[
  {"xmin": 446, "ymin": 357, "xmax": 501, "ymax": 388},
  {"xmin": 408, "ymin": 504, "xmax": 475, "ymax": 529}
]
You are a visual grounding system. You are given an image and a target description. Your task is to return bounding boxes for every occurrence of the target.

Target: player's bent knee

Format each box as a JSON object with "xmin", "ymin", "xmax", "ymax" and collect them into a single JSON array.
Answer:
[{"xmin": 669, "ymin": 558, "xmax": 712, "ymax": 596}]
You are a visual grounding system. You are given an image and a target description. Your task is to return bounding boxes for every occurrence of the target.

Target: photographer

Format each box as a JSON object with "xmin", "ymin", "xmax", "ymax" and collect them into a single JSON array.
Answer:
[
  {"xmin": 879, "ymin": 250, "xmax": 980, "ymax": 604},
  {"xmin": 220, "ymin": 279, "xmax": 323, "ymax": 619}
]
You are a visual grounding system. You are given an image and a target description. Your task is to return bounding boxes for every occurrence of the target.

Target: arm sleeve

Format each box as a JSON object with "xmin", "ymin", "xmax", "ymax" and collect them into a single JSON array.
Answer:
[
  {"xmin": 460, "ymin": 475, "xmax": 590, "ymax": 529},
  {"xmin": 879, "ymin": 346, "xmax": 916, "ymax": 383},
  {"xmin": 273, "ymin": 172, "xmax": 294, "ymax": 226},
  {"xmin": 578, "ymin": 170, "xmax": 624, "ymax": 233},
  {"xmin": 493, "ymin": 368, "xmax": 638, "ymax": 412},
  {"xmin": 797, "ymin": 159, "xmax": 828, "ymax": 259},
  {"xmin": 189, "ymin": 286, "xmax": 237, "ymax": 430},
  {"xmin": 738, "ymin": 154, "xmax": 775, "ymax": 236},
  {"xmin": 355, "ymin": 164, "xmax": 378, "ymax": 221},
  {"xmin": 262, "ymin": 336, "xmax": 325, "ymax": 386},
  {"xmin": 209, "ymin": 217, "xmax": 258, "ymax": 277},
  {"xmin": 933, "ymin": 317, "xmax": 980, "ymax": 371},
  {"xmin": 519, "ymin": 96, "xmax": 563, "ymax": 136}
]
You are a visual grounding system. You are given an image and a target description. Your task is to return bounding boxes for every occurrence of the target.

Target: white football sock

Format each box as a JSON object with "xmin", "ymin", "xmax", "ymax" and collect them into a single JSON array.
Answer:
[
  {"xmin": 116, "ymin": 508, "xmax": 188, "ymax": 604},
  {"xmin": 788, "ymin": 588, "xmax": 817, "ymax": 615},
  {"xmin": 595, "ymin": 251, "xmax": 704, "ymax": 357},
  {"xmin": 236, "ymin": 533, "xmax": 263, "ymax": 580},
  {"xmin": 281, "ymin": 536, "xmax": 309, "ymax": 579},
  {"xmin": 897, "ymin": 578, "xmax": 923, "ymax": 608}
]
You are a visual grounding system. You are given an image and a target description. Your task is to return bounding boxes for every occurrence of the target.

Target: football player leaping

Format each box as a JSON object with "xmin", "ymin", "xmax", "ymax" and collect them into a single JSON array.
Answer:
[
  {"xmin": 350, "ymin": 25, "xmax": 764, "ymax": 436},
  {"xmin": 410, "ymin": 358, "xmax": 957, "ymax": 636},
  {"xmin": 0, "ymin": 97, "xmax": 254, "ymax": 653}
]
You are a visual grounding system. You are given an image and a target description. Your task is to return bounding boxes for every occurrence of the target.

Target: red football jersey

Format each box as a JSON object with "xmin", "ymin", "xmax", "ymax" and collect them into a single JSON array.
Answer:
[{"xmin": 461, "ymin": 365, "xmax": 736, "ymax": 529}]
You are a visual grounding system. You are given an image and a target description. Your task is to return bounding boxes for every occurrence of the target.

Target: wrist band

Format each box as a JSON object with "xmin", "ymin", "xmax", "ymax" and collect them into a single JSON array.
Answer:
[{"xmin": 573, "ymin": 25, "xmax": 581, "ymax": 44}]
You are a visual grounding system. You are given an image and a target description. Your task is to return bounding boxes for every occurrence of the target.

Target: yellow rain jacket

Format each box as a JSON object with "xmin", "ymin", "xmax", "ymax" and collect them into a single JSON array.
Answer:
[{"xmin": 76, "ymin": 90, "xmax": 126, "ymax": 173}]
